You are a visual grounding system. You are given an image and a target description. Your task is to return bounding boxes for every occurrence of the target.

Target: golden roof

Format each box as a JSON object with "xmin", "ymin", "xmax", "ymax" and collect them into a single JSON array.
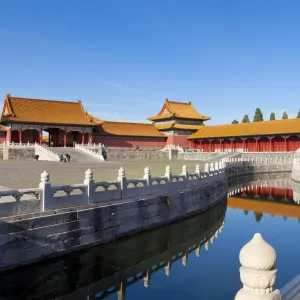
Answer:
[
  {"xmin": 156, "ymin": 122, "xmax": 203, "ymax": 131},
  {"xmin": 95, "ymin": 121, "xmax": 167, "ymax": 138},
  {"xmin": 1, "ymin": 94, "xmax": 96, "ymax": 126},
  {"xmin": 0, "ymin": 125, "xmax": 7, "ymax": 131},
  {"xmin": 189, "ymin": 118, "xmax": 300, "ymax": 140},
  {"xmin": 228, "ymin": 197, "xmax": 300, "ymax": 219},
  {"xmin": 148, "ymin": 99, "xmax": 211, "ymax": 121},
  {"xmin": 85, "ymin": 112, "xmax": 103, "ymax": 124}
]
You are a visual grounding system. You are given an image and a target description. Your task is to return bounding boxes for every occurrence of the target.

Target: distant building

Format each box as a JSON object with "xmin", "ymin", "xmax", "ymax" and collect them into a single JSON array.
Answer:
[
  {"xmin": 1, "ymin": 93, "xmax": 300, "ymax": 152},
  {"xmin": 147, "ymin": 98, "xmax": 210, "ymax": 147},
  {"xmin": 188, "ymin": 119, "xmax": 300, "ymax": 152}
]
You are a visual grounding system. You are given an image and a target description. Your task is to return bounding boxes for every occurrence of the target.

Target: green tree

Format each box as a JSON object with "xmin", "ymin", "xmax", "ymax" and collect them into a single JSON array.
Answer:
[
  {"xmin": 282, "ymin": 111, "xmax": 288, "ymax": 119},
  {"xmin": 243, "ymin": 210, "xmax": 249, "ymax": 216},
  {"xmin": 297, "ymin": 110, "xmax": 300, "ymax": 118},
  {"xmin": 253, "ymin": 108, "xmax": 263, "ymax": 122},
  {"xmin": 242, "ymin": 114, "xmax": 250, "ymax": 123},
  {"xmin": 232, "ymin": 119, "xmax": 239, "ymax": 124},
  {"xmin": 269, "ymin": 112, "xmax": 275, "ymax": 121}
]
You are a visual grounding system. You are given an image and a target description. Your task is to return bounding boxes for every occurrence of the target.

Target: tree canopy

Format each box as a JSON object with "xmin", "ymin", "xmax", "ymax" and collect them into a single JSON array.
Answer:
[
  {"xmin": 282, "ymin": 111, "xmax": 288, "ymax": 119},
  {"xmin": 269, "ymin": 112, "xmax": 275, "ymax": 121},
  {"xmin": 253, "ymin": 108, "xmax": 263, "ymax": 122},
  {"xmin": 297, "ymin": 110, "xmax": 300, "ymax": 118},
  {"xmin": 232, "ymin": 119, "xmax": 239, "ymax": 124},
  {"xmin": 242, "ymin": 114, "xmax": 250, "ymax": 123}
]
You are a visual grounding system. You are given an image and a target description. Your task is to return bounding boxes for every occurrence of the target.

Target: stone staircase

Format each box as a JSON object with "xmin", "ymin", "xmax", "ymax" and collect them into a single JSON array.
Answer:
[{"xmin": 48, "ymin": 147, "xmax": 103, "ymax": 163}]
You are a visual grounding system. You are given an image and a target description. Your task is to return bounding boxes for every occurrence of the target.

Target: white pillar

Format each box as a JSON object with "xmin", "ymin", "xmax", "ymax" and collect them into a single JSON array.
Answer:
[{"xmin": 235, "ymin": 233, "xmax": 281, "ymax": 300}]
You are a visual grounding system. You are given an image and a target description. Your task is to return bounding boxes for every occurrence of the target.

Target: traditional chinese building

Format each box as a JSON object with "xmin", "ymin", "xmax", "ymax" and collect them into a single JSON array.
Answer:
[
  {"xmin": 1, "ymin": 94, "xmax": 97, "ymax": 146},
  {"xmin": 147, "ymin": 99, "xmax": 210, "ymax": 147},
  {"xmin": 188, "ymin": 119, "xmax": 300, "ymax": 152},
  {"xmin": 93, "ymin": 121, "xmax": 167, "ymax": 148}
]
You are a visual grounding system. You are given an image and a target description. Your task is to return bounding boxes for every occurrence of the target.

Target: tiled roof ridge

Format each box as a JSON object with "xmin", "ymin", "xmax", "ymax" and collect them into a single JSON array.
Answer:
[
  {"xmin": 166, "ymin": 99, "xmax": 191, "ymax": 105},
  {"xmin": 103, "ymin": 120, "xmax": 154, "ymax": 125},
  {"xmin": 9, "ymin": 95, "xmax": 81, "ymax": 105},
  {"xmin": 204, "ymin": 118, "xmax": 299, "ymax": 128}
]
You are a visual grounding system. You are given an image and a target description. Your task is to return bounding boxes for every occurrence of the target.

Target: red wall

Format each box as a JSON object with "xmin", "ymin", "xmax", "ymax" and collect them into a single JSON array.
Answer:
[
  {"xmin": 166, "ymin": 135, "xmax": 189, "ymax": 147},
  {"xmin": 94, "ymin": 136, "xmax": 167, "ymax": 148},
  {"xmin": 0, "ymin": 132, "xmax": 6, "ymax": 144}
]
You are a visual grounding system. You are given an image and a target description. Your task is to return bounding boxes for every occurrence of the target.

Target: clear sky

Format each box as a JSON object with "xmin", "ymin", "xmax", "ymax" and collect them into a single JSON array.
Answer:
[{"xmin": 0, "ymin": 0, "xmax": 299, "ymax": 125}]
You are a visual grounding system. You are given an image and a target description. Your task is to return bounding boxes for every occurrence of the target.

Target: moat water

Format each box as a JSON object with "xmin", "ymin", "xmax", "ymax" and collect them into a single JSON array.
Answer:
[{"xmin": 1, "ymin": 173, "xmax": 300, "ymax": 300}]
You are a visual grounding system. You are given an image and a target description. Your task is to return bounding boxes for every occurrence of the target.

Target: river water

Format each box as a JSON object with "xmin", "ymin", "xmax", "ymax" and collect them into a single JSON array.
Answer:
[{"xmin": 1, "ymin": 172, "xmax": 300, "ymax": 300}]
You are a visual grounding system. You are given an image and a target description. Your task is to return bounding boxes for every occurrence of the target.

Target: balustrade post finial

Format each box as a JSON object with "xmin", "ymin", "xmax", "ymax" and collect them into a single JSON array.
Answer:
[
  {"xmin": 85, "ymin": 169, "xmax": 93, "ymax": 181},
  {"xmin": 40, "ymin": 171, "xmax": 50, "ymax": 183},
  {"xmin": 235, "ymin": 233, "xmax": 282, "ymax": 300},
  {"xmin": 165, "ymin": 165, "xmax": 172, "ymax": 185},
  {"xmin": 195, "ymin": 164, "xmax": 201, "ymax": 176},
  {"xmin": 118, "ymin": 167, "xmax": 127, "ymax": 199},
  {"xmin": 204, "ymin": 163, "xmax": 209, "ymax": 173},
  {"xmin": 182, "ymin": 165, "xmax": 188, "ymax": 181},
  {"xmin": 39, "ymin": 171, "xmax": 51, "ymax": 212},
  {"xmin": 143, "ymin": 166, "xmax": 152, "ymax": 192}
]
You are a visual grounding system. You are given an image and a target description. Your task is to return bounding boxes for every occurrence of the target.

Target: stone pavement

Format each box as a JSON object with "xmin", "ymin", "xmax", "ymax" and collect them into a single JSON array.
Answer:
[{"xmin": 0, "ymin": 159, "xmax": 205, "ymax": 189}]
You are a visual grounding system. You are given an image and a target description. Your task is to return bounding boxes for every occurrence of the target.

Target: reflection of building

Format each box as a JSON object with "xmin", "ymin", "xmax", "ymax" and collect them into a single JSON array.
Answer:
[
  {"xmin": 227, "ymin": 182, "xmax": 300, "ymax": 219},
  {"xmin": 0, "ymin": 202, "xmax": 226, "ymax": 300}
]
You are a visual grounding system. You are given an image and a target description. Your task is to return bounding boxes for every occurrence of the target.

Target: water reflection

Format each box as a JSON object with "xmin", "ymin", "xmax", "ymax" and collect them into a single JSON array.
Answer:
[
  {"xmin": 228, "ymin": 172, "xmax": 300, "ymax": 220},
  {"xmin": 0, "ymin": 201, "xmax": 226, "ymax": 300}
]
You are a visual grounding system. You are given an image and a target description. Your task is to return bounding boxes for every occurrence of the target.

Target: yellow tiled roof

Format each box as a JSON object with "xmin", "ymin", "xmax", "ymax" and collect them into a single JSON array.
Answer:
[
  {"xmin": 148, "ymin": 99, "xmax": 211, "ymax": 121},
  {"xmin": 0, "ymin": 125, "xmax": 7, "ymax": 131},
  {"xmin": 156, "ymin": 122, "xmax": 203, "ymax": 131},
  {"xmin": 94, "ymin": 121, "xmax": 167, "ymax": 138},
  {"xmin": 188, "ymin": 118, "xmax": 300, "ymax": 139},
  {"xmin": 1, "ymin": 94, "xmax": 95, "ymax": 126}
]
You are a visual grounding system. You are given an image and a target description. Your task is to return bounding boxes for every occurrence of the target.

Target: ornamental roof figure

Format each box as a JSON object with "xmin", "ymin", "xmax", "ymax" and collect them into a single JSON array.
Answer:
[{"xmin": 147, "ymin": 98, "xmax": 211, "ymax": 121}]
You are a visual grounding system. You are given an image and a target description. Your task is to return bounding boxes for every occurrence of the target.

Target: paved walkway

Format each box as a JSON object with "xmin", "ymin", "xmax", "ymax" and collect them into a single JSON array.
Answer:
[{"xmin": 0, "ymin": 160, "xmax": 205, "ymax": 189}]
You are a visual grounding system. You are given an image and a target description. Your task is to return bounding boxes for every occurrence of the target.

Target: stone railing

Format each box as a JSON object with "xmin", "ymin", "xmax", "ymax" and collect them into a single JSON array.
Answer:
[
  {"xmin": 179, "ymin": 151, "xmax": 221, "ymax": 161},
  {"xmin": 0, "ymin": 161, "xmax": 228, "ymax": 217},
  {"xmin": 75, "ymin": 143, "xmax": 105, "ymax": 160},
  {"xmin": 34, "ymin": 143, "xmax": 60, "ymax": 161},
  {"xmin": 291, "ymin": 149, "xmax": 300, "ymax": 183},
  {"xmin": 2, "ymin": 141, "xmax": 35, "ymax": 148},
  {"xmin": 161, "ymin": 144, "xmax": 184, "ymax": 153}
]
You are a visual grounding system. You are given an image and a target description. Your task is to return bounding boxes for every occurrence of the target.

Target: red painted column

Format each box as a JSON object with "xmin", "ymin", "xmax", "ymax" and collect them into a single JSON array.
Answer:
[
  {"xmin": 269, "ymin": 137, "xmax": 273, "ymax": 152},
  {"xmin": 209, "ymin": 140, "xmax": 212, "ymax": 152},
  {"xmin": 242, "ymin": 139, "xmax": 245, "ymax": 152},
  {"xmin": 284, "ymin": 137, "xmax": 287, "ymax": 152},
  {"xmin": 219, "ymin": 140, "xmax": 222, "ymax": 152},
  {"xmin": 89, "ymin": 134, "xmax": 93, "ymax": 144},
  {"xmin": 81, "ymin": 133, "xmax": 85, "ymax": 144},
  {"xmin": 63, "ymin": 130, "xmax": 67, "ymax": 147},
  {"xmin": 230, "ymin": 139, "xmax": 233, "ymax": 152},
  {"xmin": 18, "ymin": 130, "xmax": 22, "ymax": 143},
  {"xmin": 6, "ymin": 127, "xmax": 12, "ymax": 143},
  {"xmin": 39, "ymin": 128, "xmax": 43, "ymax": 145},
  {"xmin": 255, "ymin": 138, "xmax": 258, "ymax": 151}
]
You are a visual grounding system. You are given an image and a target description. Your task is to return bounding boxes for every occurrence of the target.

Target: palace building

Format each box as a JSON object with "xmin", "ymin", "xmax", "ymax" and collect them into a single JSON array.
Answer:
[
  {"xmin": 148, "ymin": 98, "xmax": 210, "ymax": 147},
  {"xmin": 188, "ymin": 118, "xmax": 300, "ymax": 152},
  {"xmin": 1, "ymin": 93, "xmax": 300, "ymax": 152}
]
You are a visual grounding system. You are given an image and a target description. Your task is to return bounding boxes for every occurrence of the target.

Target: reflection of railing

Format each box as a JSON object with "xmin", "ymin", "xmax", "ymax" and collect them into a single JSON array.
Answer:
[{"xmin": 0, "ymin": 202, "xmax": 226, "ymax": 299}]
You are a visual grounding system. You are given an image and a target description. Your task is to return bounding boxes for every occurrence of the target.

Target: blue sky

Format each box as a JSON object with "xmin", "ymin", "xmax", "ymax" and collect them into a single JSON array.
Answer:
[{"xmin": 0, "ymin": 0, "xmax": 299, "ymax": 125}]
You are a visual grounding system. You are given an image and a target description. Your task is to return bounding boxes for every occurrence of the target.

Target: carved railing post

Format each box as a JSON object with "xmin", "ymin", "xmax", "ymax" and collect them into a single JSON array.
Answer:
[
  {"xmin": 165, "ymin": 165, "xmax": 172, "ymax": 190},
  {"xmin": 143, "ymin": 166, "xmax": 152, "ymax": 194},
  {"xmin": 182, "ymin": 165, "xmax": 188, "ymax": 188},
  {"xmin": 235, "ymin": 233, "xmax": 281, "ymax": 300},
  {"xmin": 84, "ymin": 169, "xmax": 94, "ymax": 204},
  {"xmin": 117, "ymin": 167, "xmax": 127, "ymax": 199},
  {"xmin": 39, "ymin": 171, "xmax": 51, "ymax": 212}
]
